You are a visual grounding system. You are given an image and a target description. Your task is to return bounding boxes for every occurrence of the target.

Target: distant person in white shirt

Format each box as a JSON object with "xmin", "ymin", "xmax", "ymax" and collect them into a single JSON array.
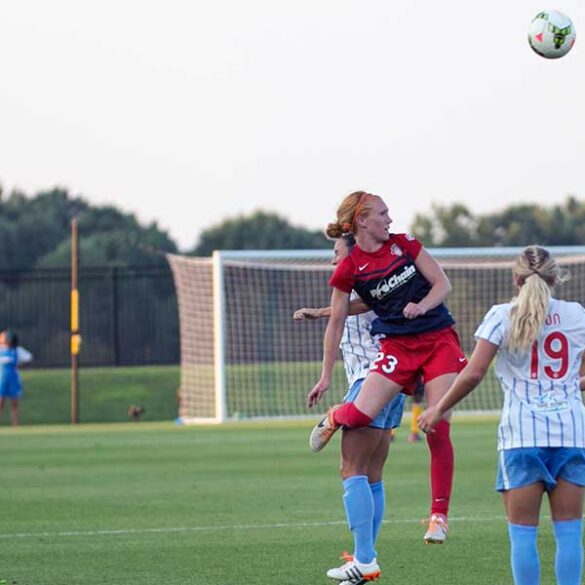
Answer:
[{"xmin": 419, "ymin": 245, "xmax": 585, "ymax": 585}]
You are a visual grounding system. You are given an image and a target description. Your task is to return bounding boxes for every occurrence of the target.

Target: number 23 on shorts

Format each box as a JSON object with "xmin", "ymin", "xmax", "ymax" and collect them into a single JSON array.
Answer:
[{"xmin": 370, "ymin": 351, "xmax": 399, "ymax": 374}]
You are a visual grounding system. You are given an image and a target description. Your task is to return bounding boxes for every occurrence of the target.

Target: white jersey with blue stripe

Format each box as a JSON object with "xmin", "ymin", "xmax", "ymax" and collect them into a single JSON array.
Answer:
[
  {"xmin": 475, "ymin": 298, "xmax": 585, "ymax": 451},
  {"xmin": 340, "ymin": 293, "xmax": 379, "ymax": 386}
]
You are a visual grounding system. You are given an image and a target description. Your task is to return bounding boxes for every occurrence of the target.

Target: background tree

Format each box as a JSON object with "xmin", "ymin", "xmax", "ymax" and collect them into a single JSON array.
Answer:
[
  {"xmin": 0, "ymin": 187, "xmax": 180, "ymax": 369},
  {"xmin": 191, "ymin": 211, "xmax": 329, "ymax": 256},
  {"xmin": 412, "ymin": 203, "xmax": 478, "ymax": 247},
  {"xmin": 476, "ymin": 203, "xmax": 555, "ymax": 247},
  {"xmin": 411, "ymin": 195, "xmax": 585, "ymax": 247},
  {"xmin": 0, "ymin": 188, "xmax": 177, "ymax": 269}
]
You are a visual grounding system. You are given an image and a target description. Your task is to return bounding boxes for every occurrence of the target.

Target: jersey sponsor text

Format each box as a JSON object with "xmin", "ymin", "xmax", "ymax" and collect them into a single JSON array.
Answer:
[{"xmin": 370, "ymin": 264, "xmax": 416, "ymax": 301}]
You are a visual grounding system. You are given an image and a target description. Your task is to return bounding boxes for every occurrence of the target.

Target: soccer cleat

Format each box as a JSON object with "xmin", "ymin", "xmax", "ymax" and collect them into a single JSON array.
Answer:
[
  {"xmin": 309, "ymin": 405, "xmax": 341, "ymax": 452},
  {"xmin": 423, "ymin": 513, "xmax": 448, "ymax": 544},
  {"xmin": 326, "ymin": 556, "xmax": 381, "ymax": 582}
]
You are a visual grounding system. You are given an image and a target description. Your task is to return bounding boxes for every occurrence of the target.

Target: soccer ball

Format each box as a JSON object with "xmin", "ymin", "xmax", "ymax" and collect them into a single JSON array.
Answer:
[{"xmin": 528, "ymin": 10, "xmax": 576, "ymax": 59}]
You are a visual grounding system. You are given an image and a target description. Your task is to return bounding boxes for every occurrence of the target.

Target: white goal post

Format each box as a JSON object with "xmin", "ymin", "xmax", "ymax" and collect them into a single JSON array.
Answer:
[{"xmin": 167, "ymin": 246, "xmax": 585, "ymax": 424}]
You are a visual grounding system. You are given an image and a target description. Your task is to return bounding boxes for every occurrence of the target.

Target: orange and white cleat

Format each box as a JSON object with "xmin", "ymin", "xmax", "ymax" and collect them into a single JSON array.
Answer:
[
  {"xmin": 309, "ymin": 405, "xmax": 341, "ymax": 452},
  {"xmin": 326, "ymin": 554, "xmax": 381, "ymax": 582},
  {"xmin": 423, "ymin": 513, "xmax": 448, "ymax": 544}
]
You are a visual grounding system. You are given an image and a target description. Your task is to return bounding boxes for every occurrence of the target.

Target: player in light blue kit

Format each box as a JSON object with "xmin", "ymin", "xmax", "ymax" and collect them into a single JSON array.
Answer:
[
  {"xmin": 419, "ymin": 246, "xmax": 585, "ymax": 585},
  {"xmin": 294, "ymin": 233, "xmax": 405, "ymax": 585}
]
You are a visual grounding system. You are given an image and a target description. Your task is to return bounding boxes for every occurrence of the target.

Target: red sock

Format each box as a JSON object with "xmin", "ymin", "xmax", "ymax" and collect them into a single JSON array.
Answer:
[
  {"xmin": 426, "ymin": 419, "xmax": 454, "ymax": 517},
  {"xmin": 332, "ymin": 403, "xmax": 373, "ymax": 428}
]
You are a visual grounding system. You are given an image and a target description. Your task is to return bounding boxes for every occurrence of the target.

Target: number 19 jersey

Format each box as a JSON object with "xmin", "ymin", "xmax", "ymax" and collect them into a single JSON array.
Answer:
[{"xmin": 475, "ymin": 298, "xmax": 585, "ymax": 450}]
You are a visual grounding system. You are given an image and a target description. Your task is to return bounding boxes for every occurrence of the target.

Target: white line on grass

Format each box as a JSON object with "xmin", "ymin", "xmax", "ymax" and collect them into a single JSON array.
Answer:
[{"xmin": 0, "ymin": 515, "xmax": 507, "ymax": 540}]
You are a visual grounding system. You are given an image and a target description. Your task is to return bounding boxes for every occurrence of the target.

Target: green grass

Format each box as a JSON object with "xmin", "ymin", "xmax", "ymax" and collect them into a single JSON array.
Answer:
[
  {"xmin": 6, "ymin": 360, "xmax": 503, "ymax": 426},
  {"xmin": 227, "ymin": 360, "xmax": 503, "ymax": 417},
  {"xmin": 3, "ymin": 366, "xmax": 180, "ymax": 425},
  {"xmin": 0, "ymin": 418, "xmax": 562, "ymax": 584}
]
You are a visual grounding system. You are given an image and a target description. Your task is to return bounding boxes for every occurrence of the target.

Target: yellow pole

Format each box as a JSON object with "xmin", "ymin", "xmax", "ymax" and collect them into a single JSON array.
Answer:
[{"xmin": 71, "ymin": 218, "xmax": 80, "ymax": 424}]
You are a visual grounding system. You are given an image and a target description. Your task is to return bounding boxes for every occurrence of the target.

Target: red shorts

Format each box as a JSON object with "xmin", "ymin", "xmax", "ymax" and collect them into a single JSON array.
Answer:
[{"xmin": 369, "ymin": 327, "xmax": 467, "ymax": 395}]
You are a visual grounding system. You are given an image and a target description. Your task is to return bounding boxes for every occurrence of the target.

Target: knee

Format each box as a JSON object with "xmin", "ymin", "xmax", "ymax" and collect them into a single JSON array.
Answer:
[
  {"xmin": 340, "ymin": 459, "xmax": 368, "ymax": 480},
  {"xmin": 367, "ymin": 469, "xmax": 384, "ymax": 483},
  {"xmin": 340, "ymin": 459, "xmax": 352, "ymax": 479}
]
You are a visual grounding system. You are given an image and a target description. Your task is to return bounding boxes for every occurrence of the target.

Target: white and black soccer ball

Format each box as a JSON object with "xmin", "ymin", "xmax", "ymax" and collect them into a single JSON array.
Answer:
[{"xmin": 528, "ymin": 10, "xmax": 576, "ymax": 59}]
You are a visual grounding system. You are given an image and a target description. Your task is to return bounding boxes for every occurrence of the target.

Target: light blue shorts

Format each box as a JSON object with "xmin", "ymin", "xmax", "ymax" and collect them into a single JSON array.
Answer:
[
  {"xmin": 343, "ymin": 378, "xmax": 406, "ymax": 430},
  {"xmin": 496, "ymin": 447, "xmax": 585, "ymax": 492}
]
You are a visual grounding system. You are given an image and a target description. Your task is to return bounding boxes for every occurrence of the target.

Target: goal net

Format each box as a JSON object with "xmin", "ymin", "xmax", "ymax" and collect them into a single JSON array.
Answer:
[{"xmin": 167, "ymin": 246, "xmax": 585, "ymax": 423}]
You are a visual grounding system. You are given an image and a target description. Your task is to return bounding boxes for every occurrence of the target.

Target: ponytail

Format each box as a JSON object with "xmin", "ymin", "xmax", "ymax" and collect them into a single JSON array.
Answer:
[
  {"xmin": 508, "ymin": 274, "xmax": 551, "ymax": 352},
  {"xmin": 327, "ymin": 191, "xmax": 376, "ymax": 238},
  {"xmin": 507, "ymin": 246, "xmax": 569, "ymax": 352}
]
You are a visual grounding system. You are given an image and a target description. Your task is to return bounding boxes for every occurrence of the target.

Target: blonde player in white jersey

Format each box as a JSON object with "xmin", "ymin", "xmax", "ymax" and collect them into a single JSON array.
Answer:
[
  {"xmin": 419, "ymin": 245, "xmax": 585, "ymax": 585},
  {"xmin": 294, "ymin": 233, "xmax": 405, "ymax": 585}
]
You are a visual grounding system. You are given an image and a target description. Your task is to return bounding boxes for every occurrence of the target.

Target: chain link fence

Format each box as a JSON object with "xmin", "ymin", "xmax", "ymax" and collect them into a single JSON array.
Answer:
[{"xmin": 0, "ymin": 265, "xmax": 179, "ymax": 368}]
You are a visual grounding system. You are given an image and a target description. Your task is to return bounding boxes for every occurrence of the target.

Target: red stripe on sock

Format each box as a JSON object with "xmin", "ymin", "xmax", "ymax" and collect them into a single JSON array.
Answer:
[{"xmin": 332, "ymin": 403, "xmax": 373, "ymax": 428}]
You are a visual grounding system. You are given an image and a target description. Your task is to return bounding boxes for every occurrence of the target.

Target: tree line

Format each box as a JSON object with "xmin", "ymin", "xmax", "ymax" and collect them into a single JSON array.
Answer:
[
  {"xmin": 0, "ymin": 186, "xmax": 177, "ymax": 270},
  {"xmin": 411, "ymin": 195, "xmax": 585, "ymax": 247},
  {"xmin": 0, "ymin": 186, "xmax": 330, "ymax": 268},
  {"xmin": 1, "ymin": 185, "xmax": 584, "ymax": 270},
  {"xmin": 199, "ymin": 197, "xmax": 585, "ymax": 253}
]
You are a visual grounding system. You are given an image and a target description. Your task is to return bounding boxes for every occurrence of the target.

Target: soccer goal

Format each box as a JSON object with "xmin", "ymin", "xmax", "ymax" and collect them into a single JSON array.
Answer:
[{"xmin": 167, "ymin": 246, "xmax": 585, "ymax": 423}]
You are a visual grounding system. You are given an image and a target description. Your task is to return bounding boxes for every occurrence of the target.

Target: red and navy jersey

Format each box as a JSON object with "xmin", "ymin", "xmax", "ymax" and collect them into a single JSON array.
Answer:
[{"xmin": 330, "ymin": 233, "xmax": 455, "ymax": 336}]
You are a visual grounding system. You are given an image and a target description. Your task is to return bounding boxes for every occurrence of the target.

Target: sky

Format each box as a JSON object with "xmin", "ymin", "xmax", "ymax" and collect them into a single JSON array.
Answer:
[{"xmin": 1, "ymin": 1, "xmax": 584, "ymax": 251}]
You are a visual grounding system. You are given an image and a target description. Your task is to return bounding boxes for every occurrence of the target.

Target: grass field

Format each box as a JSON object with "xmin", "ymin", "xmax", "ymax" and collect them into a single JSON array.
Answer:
[
  {"xmin": 1, "ymin": 366, "xmax": 180, "ymax": 425},
  {"xmin": 7, "ymin": 362, "xmax": 502, "ymax": 426},
  {"xmin": 0, "ymin": 417, "xmax": 564, "ymax": 585}
]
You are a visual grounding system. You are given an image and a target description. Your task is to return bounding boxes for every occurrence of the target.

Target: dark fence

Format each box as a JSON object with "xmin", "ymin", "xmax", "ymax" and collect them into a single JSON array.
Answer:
[{"xmin": 0, "ymin": 266, "xmax": 179, "ymax": 368}]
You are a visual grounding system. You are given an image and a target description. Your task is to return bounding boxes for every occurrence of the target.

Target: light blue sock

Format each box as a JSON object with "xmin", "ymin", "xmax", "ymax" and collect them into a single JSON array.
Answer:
[
  {"xmin": 370, "ymin": 481, "xmax": 385, "ymax": 550},
  {"xmin": 553, "ymin": 519, "xmax": 583, "ymax": 585},
  {"xmin": 508, "ymin": 523, "xmax": 540, "ymax": 585},
  {"xmin": 342, "ymin": 475, "xmax": 375, "ymax": 564}
]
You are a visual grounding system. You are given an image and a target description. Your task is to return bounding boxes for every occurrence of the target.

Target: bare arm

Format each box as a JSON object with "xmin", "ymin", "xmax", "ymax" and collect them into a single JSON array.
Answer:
[
  {"xmin": 17, "ymin": 346, "xmax": 33, "ymax": 365},
  {"xmin": 348, "ymin": 298, "xmax": 369, "ymax": 315},
  {"xmin": 580, "ymin": 353, "xmax": 585, "ymax": 391},
  {"xmin": 418, "ymin": 339, "xmax": 499, "ymax": 431},
  {"xmin": 293, "ymin": 307, "xmax": 329, "ymax": 320},
  {"xmin": 293, "ymin": 297, "xmax": 368, "ymax": 320},
  {"xmin": 403, "ymin": 248, "xmax": 452, "ymax": 320},
  {"xmin": 306, "ymin": 288, "xmax": 350, "ymax": 407}
]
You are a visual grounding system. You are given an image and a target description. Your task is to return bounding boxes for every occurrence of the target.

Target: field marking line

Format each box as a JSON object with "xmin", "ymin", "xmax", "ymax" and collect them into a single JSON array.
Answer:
[{"xmin": 0, "ymin": 515, "xmax": 509, "ymax": 540}]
